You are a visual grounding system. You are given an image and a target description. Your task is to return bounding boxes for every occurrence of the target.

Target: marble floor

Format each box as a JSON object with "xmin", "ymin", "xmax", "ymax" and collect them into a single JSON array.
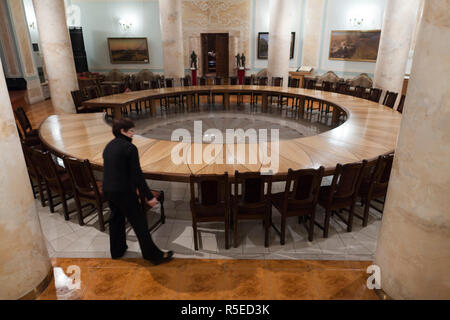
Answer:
[
  {"xmin": 38, "ymin": 257, "xmax": 379, "ymax": 300},
  {"xmin": 38, "ymin": 179, "xmax": 382, "ymax": 261}
]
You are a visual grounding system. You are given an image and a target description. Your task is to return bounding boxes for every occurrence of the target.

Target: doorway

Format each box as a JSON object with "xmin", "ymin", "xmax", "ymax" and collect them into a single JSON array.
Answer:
[{"xmin": 201, "ymin": 33, "xmax": 229, "ymax": 78}]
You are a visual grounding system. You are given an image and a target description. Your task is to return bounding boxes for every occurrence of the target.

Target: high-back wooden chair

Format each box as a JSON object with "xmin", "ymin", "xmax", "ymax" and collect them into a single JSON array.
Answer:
[
  {"xmin": 270, "ymin": 167, "xmax": 324, "ymax": 243},
  {"xmin": 317, "ymin": 160, "xmax": 368, "ymax": 237},
  {"xmin": 22, "ymin": 143, "xmax": 46, "ymax": 207},
  {"xmin": 357, "ymin": 154, "xmax": 394, "ymax": 226},
  {"xmin": 335, "ymin": 82, "xmax": 350, "ymax": 95},
  {"xmin": 63, "ymin": 156, "xmax": 108, "ymax": 230},
  {"xmin": 189, "ymin": 172, "xmax": 230, "ymax": 250},
  {"xmin": 212, "ymin": 77, "xmax": 224, "ymax": 105},
  {"xmin": 383, "ymin": 91, "xmax": 398, "ymax": 109},
  {"xmin": 367, "ymin": 88, "xmax": 382, "ymax": 103},
  {"xmin": 397, "ymin": 94, "xmax": 406, "ymax": 113},
  {"xmin": 14, "ymin": 107, "xmax": 38, "ymax": 138},
  {"xmin": 29, "ymin": 148, "xmax": 74, "ymax": 220},
  {"xmin": 232, "ymin": 171, "xmax": 272, "ymax": 248}
]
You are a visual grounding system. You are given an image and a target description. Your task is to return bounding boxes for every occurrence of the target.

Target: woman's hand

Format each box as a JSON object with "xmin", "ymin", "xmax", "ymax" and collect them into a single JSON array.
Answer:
[{"xmin": 147, "ymin": 198, "xmax": 158, "ymax": 207}]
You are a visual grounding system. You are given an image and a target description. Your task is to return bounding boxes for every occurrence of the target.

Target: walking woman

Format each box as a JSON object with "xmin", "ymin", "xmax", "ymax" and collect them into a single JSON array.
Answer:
[{"xmin": 102, "ymin": 118, "xmax": 173, "ymax": 265}]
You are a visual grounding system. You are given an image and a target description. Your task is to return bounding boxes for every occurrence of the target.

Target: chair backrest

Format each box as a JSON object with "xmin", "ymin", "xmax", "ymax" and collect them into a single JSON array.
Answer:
[
  {"xmin": 100, "ymin": 84, "xmax": 114, "ymax": 97},
  {"xmin": 150, "ymin": 79, "xmax": 160, "ymax": 89},
  {"xmin": 329, "ymin": 161, "xmax": 367, "ymax": 200},
  {"xmin": 229, "ymin": 76, "xmax": 238, "ymax": 85},
  {"xmin": 14, "ymin": 107, "xmax": 32, "ymax": 134},
  {"xmin": 29, "ymin": 148, "xmax": 63, "ymax": 189},
  {"xmin": 180, "ymin": 77, "xmax": 191, "ymax": 87},
  {"xmin": 84, "ymin": 86, "xmax": 100, "ymax": 99},
  {"xmin": 369, "ymin": 154, "xmax": 394, "ymax": 190},
  {"xmin": 63, "ymin": 156, "xmax": 100, "ymax": 199},
  {"xmin": 347, "ymin": 73, "xmax": 373, "ymax": 88},
  {"xmin": 304, "ymin": 78, "xmax": 317, "ymax": 89},
  {"xmin": 354, "ymin": 86, "xmax": 366, "ymax": 98},
  {"xmin": 190, "ymin": 172, "xmax": 229, "ymax": 207},
  {"xmin": 71, "ymin": 90, "xmax": 87, "ymax": 113},
  {"xmin": 244, "ymin": 76, "xmax": 253, "ymax": 85},
  {"xmin": 257, "ymin": 77, "xmax": 268, "ymax": 86},
  {"xmin": 165, "ymin": 78, "xmax": 175, "ymax": 88},
  {"xmin": 234, "ymin": 171, "xmax": 271, "ymax": 205},
  {"xmin": 199, "ymin": 76, "xmax": 208, "ymax": 86},
  {"xmin": 397, "ymin": 94, "xmax": 406, "ymax": 113},
  {"xmin": 281, "ymin": 167, "xmax": 324, "ymax": 211},
  {"xmin": 321, "ymin": 81, "xmax": 333, "ymax": 92},
  {"xmin": 21, "ymin": 143, "xmax": 39, "ymax": 179},
  {"xmin": 335, "ymin": 82, "xmax": 349, "ymax": 94},
  {"xmin": 136, "ymin": 69, "xmax": 154, "ymax": 82},
  {"xmin": 383, "ymin": 91, "xmax": 398, "ymax": 109},
  {"xmin": 214, "ymin": 77, "xmax": 223, "ymax": 85},
  {"xmin": 288, "ymin": 77, "xmax": 300, "ymax": 88},
  {"xmin": 368, "ymin": 88, "xmax": 382, "ymax": 103},
  {"xmin": 271, "ymin": 77, "xmax": 283, "ymax": 87}
]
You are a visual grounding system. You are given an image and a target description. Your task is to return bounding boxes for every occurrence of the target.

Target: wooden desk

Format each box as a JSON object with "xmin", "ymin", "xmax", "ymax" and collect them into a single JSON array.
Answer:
[{"xmin": 45, "ymin": 86, "xmax": 402, "ymax": 182}]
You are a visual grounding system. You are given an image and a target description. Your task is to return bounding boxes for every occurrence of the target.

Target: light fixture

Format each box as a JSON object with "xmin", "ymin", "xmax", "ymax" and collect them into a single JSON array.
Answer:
[
  {"xmin": 119, "ymin": 19, "xmax": 133, "ymax": 32},
  {"xmin": 349, "ymin": 17, "xmax": 364, "ymax": 27},
  {"xmin": 29, "ymin": 21, "xmax": 36, "ymax": 29}
]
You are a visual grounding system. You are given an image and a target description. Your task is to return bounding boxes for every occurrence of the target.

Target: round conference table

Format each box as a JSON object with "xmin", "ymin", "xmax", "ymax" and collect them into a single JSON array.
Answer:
[{"xmin": 40, "ymin": 86, "xmax": 402, "ymax": 182}]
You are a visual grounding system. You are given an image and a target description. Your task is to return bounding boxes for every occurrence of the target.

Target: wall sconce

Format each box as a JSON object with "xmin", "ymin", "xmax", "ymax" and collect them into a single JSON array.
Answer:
[
  {"xmin": 29, "ymin": 21, "xmax": 36, "ymax": 30},
  {"xmin": 119, "ymin": 19, "xmax": 133, "ymax": 32}
]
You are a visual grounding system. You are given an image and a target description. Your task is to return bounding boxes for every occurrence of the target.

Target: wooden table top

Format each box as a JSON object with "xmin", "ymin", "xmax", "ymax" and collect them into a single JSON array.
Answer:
[{"xmin": 42, "ymin": 86, "xmax": 402, "ymax": 182}]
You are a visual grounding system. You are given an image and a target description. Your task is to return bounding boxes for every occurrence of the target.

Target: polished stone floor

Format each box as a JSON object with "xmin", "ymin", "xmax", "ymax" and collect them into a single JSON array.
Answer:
[
  {"xmin": 38, "ymin": 179, "xmax": 381, "ymax": 261},
  {"xmin": 38, "ymin": 258, "xmax": 379, "ymax": 300}
]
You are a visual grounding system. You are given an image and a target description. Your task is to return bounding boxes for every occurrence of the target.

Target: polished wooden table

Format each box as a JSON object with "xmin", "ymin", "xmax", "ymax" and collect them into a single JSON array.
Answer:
[{"xmin": 43, "ymin": 86, "xmax": 402, "ymax": 182}]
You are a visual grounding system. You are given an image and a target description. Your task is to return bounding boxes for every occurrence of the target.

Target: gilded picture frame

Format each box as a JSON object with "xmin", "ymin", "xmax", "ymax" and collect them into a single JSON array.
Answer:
[{"xmin": 328, "ymin": 30, "xmax": 381, "ymax": 62}]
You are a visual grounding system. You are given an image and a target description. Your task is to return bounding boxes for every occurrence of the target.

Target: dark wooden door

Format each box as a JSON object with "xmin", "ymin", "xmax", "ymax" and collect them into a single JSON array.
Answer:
[
  {"xmin": 201, "ymin": 34, "xmax": 209, "ymax": 75},
  {"xmin": 215, "ymin": 33, "xmax": 229, "ymax": 78}
]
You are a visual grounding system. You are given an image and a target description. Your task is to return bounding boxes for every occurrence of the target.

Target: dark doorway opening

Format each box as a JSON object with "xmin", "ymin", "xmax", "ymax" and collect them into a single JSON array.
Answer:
[{"xmin": 201, "ymin": 33, "xmax": 229, "ymax": 78}]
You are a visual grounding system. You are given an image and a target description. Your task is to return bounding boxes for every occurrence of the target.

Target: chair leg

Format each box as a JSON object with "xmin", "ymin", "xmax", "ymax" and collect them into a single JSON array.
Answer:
[
  {"xmin": 46, "ymin": 184, "xmax": 55, "ymax": 213},
  {"xmin": 74, "ymin": 195, "xmax": 84, "ymax": 226},
  {"xmin": 37, "ymin": 179, "xmax": 46, "ymax": 207},
  {"xmin": 363, "ymin": 197, "xmax": 371, "ymax": 227},
  {"xmin": 323, "ymin": 208, "xmax": 332, "ymax": 238},
  {"xmin": 233, "ymin": 213, "xmax": 238, "ymax": 248},
  {"xmin": 308, "ymin": 213, "xmax": 315, "ymax": 242},
  {"xmin": 280, "ymin": 215, "xmax": 286, "ymax": 245},
  {"xmin": 97, "ymin": 201, "xmax": 105, "ymax": 232},
  {"xmin": 347, "ymin": 203, "xmax": 355, "ymax": 232},
  {"xmin": 193, "ymin": 221, "xmax": 199, "ymax": 251},
  {"xmin": 264, "ymin": 214, "xmax": 269, "ymax": 248},
  {"xmin": 61, "ymin": 191, "xmax": 69, "ymax": 221},
  {"xmin": 225, "ymin": 216, "xmax": 230, "ymax": 250}
]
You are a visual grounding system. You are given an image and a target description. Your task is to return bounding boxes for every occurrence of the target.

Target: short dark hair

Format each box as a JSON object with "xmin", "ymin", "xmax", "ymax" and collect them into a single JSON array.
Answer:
[{"xmin": 112, "ymin": 118, "xmax": 135, "ymax": 137}]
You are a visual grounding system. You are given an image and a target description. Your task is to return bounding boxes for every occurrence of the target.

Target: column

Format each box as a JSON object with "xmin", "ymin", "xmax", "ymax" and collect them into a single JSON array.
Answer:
[
  {"xmin": 373, "ymin": 0, "xmax": 421, "ymax": 105},
  {"xmin": 159, "ymin": 0, "xmax": 185, "ymax": 79},
  {"xmin": 0, "ymin": 57, "xmax": 52, "ymax": 300},
  {"xmin": 32, "ymin": 0, "xmax": 78, "ymax": 114},
  {"xmin": 7, "ymin": 0, "xmax": 44, "ymax": 104},
  {"xmin": 301, "ymin": 0, "xmax": 325, "ymax": 69},
  {"xmin": 374, "ymin": 0, "xmax": 450, "ymax": 299},
  {"xmin": 267, "ymin": 0, "xmax": 293, "ymax": 87}
]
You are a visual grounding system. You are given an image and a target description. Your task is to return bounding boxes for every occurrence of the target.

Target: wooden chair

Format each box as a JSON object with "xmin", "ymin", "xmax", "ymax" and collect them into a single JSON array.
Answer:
[
  {"xmin": 357, "ymin": 154, "xmax": 394, "ymax": 226},
  {"xmin": 163, "ymin": 78, "xmax": 181, "ymax": 113},
  {"xmin": 189, "ymin": 172, "xmax": 230, "ymax": 250},
  {"xmin": 138, "ymin": 189, "xmax": 166, "ymax": 233},
  {"xmin": 397, "ymin": 94, "xmax": 406, "ymax": 113},
  {"xmin": 367, "ymin": 88, "xmax": 382, "ymax": 103},
  {"xmin": 232, "ymin": 171, "xmax": 272, "ymax": 248},
  {"xmin": 14, "ymin": 107, "xmax": 39, "ymax": 140},
  {"xmin": 335, "ymin": 82, "xmax": 350, "ymax": 95},
  {"xmin": 382, "ymin": 91, "xmax": 398, "ymax": 109},
  {"xmin": 270, "ymin": 167, "xmax": 324, "ymax": 243},
  {"xmin": 29, "ymin": 148, "xmax": 74, "ymax": 220},
  {"xmin": 316, "ymin": 160, "xmax": 368, "ymax": 237},
  {"xmin": 180, "ymin": 76, "xmax": 193, "ymax": 111},
  {"xmin": 63, "ymin": 156, "xmax": 108, "ymax": 230},
  {"xmin": 228, "ymin": 76, "xmax": 241, "ymax": 105},
  {"xmin": 197, "ymin": 76, "xmax": 211, "ymax": 107},
  {"xmin": 22, "ymin": 143, "xmax": 46, "ymax": 207},
  {"xmin": 319, "ymin": 81, "xmax": 334, "ymax": 117},
  {"xmin": 253, "ymin": 77, "xmax": 268, "ymax": 106},
  {"xmin": 303, "ymin": 78, "xmax": 317, "ymax": 89},
  {"xmin": 269, "ymin": 77, "xmax": 283, "ymax": 107},
  {"xmin": 212, "ymin": 76, "xmax": 224, "ymax": 106},
  {"xmin": 354, "ymin": 86, "xmax": 367, "ymax": 99},
  {"xmin": 239, "ymin": 76, "xmax": 254, "ymax": 106},
  {"xmin": 281, "ymin": 77, "xmax": 300, "ymax": 110}
]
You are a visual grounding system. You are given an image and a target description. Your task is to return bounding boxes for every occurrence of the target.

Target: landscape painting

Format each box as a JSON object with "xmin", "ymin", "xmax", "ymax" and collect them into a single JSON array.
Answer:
[
  {"xmin": 257, "ymin": 32, "xmax": 295, "ymax": 60},
  {"xmin": 108, "ymin": 38, "xmax": 149, "ymax": 64},
  {"xmin": 329, "ymin": 30, "xmax": 381, "ymax": 62}
]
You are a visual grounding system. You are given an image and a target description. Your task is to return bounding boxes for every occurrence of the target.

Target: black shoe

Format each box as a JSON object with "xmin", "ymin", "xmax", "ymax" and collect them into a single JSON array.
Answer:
[
  {"xmin": 149, "ymin": 251, "xmax": 174, "ymax": 266},
  {"xmin": 111, "ymin": 245, "xmax": 128, "ymax": 259}
]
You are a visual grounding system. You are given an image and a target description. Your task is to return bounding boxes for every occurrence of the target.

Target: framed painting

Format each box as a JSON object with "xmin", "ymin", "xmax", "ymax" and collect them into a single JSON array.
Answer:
[
  {"xmin": 329, "ymin": 30, "xmax": 381, "ymax": 62},
  {"xmin": 107, "ymin": 37, "xmax": 150, "ymax": 64},
  {"xmin": 257, "ymin": 32, "xmax": 295, "ymax": 60}
]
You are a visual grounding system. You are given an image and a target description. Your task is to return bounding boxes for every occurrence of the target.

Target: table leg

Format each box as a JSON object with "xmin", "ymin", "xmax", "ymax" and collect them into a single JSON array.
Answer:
[
  {"xmin": 113, "ymin": 106, "xmax": 122, "ymax": 120},
  {"xmin": 187, "ymin": 94, "xmax": 193, "ymax": 112},
  {"xmin": 261, "ymin": 93, "xmax": 268, "ymax": 112},
  {"xmin": 149, "ymin": 98, "xmax": 156, "ymax": 116},
  {"xmin": 224, "ymin": 92, "xmax": 230, "ymax": 110},
  {"xmin": 331, "ymin": 106, "xmax": 339, "ymax": 125}
]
